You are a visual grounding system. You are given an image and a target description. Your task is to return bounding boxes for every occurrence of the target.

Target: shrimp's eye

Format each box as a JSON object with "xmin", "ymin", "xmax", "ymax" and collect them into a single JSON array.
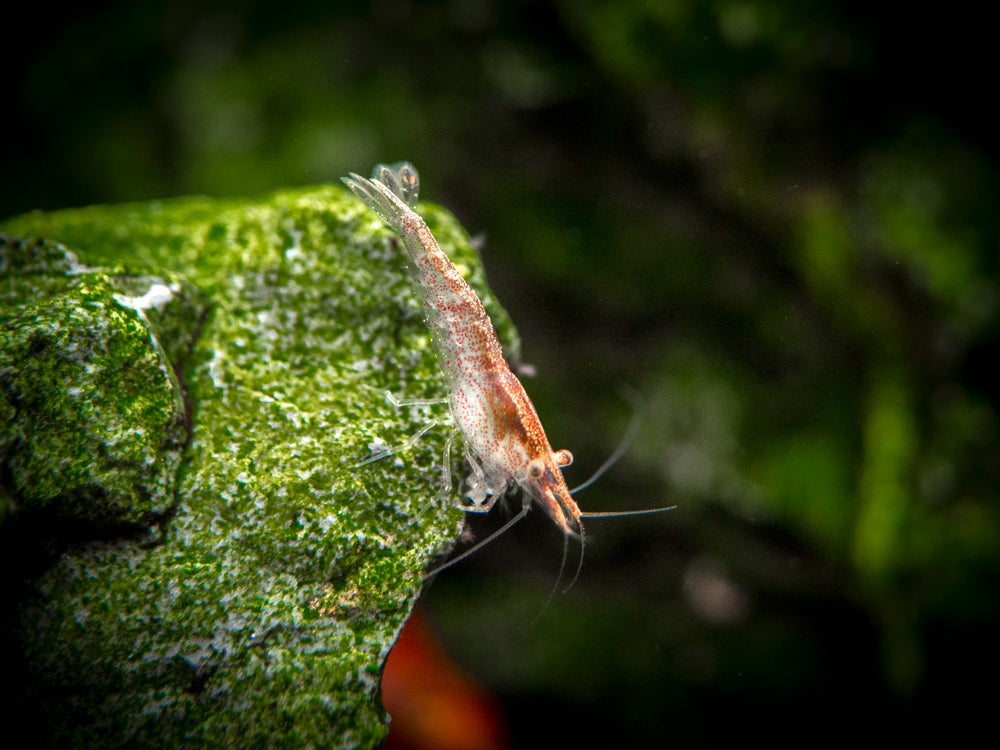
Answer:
[
  {"xmin": 528, "ymin": 460, "xmax": 545, "ymax": 479},
  {"xmin": 553, "ymin": 449, "xmax": 573, "ymax": 467}
]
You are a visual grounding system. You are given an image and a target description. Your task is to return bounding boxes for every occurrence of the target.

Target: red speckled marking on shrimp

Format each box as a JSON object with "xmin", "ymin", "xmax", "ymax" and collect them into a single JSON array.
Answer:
[{"xmin": 343, "ymin": 163, "xmax": 582, "ymax": 540}]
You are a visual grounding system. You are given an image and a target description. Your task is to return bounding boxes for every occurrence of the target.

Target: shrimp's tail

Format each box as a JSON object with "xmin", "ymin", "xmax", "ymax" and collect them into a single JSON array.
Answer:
[
  {"xmin": 342, "ymin": 173, "xmax": 409, "ymax": 234},
  {"xmin": 342, "ymin": 162, "xmax": 420, "ymax": 234},
  {"xmin": 371, "ymin": 162, "xmax": 420, "ymax": 207}
]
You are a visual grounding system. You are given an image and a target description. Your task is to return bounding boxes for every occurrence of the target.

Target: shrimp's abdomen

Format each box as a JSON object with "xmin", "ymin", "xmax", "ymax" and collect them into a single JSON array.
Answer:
[{"xmin": 401, "ymin": 214, "xmax": 508, "ymax": 386}]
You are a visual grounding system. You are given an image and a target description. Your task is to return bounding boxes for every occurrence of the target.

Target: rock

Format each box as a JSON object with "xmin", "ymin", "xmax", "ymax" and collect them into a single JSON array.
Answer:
[{"xmin": 0, "ymin": 184, "xmax": 516, "ymax": 748}]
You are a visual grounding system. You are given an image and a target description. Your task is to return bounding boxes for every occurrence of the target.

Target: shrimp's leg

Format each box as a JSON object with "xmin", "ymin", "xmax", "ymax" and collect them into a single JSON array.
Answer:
[
  {"xmin": 352, "ymin": 386, "xmax": 450, "ymax": 467},
  {"xmin": 439, "ymin": 428, "xmax": 455, "ymax": 495},
  {"xmin": 424, "ymin": 449, "xmax": 522, "ymax": 577},
  {"xmin": 418, "ymin": 434, "xmax": 505, "ymax": 522},
  {"xmin": 460, "ymin": 447, "xmax": 506, "ymax": 511},
  {"xmin": 412, "ymin": 427, "xmax": 464, "ymax": 520},
  {"xmin": 352, "ymin": 418, "xmax": 444, "ymax": 468},
  {"xmin": 361, "ymin": 383, "xmax": 448, "ymax": 408}
]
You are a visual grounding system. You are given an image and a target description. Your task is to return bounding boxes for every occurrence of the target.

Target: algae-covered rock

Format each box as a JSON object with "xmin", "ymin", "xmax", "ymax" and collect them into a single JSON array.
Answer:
[
  {"xmin": 1, "ymin": 237, "xmax": 193, "ymax": 526},
  {"xmin": 0, "ymin": 184, "xmax": 518, "ymax": 747}
]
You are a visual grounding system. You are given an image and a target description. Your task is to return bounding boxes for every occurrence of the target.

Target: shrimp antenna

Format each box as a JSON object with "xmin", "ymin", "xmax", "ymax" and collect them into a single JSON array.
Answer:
[
  {"xmin": 560, "ymin": 523, "xmax": 587, "ymax": 595},
  {"xmin": 533, "ymin": 530, "xmax": 575, "ymax": 621},
  {"xmin": 424, "ymin": 502, "xmax": 532, "ymax": 579},
  {"xmin": 567, "ymin": 391, "xmax": 673, "ymax": 592},
  {"xmin": 571, "ymin": 389, "xmax": 676, "ymax": 517},
  {"xmin": 569, "ymin": 387, "xmax": 644, "ymax": 495}
]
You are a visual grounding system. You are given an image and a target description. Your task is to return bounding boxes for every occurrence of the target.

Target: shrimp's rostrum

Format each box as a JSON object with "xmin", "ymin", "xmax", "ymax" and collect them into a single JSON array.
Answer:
[{"xmin": 342, "ymin": 163, "xmax": 582, "ymax": 540}]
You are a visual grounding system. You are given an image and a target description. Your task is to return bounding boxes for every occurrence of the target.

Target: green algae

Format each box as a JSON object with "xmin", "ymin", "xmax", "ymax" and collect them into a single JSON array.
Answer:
[
  {"xmin": 1, "ymin": 275, "xmax": 188, "ymax": 524},
  {"xmin": 0, "ymin": 184, "xmax": 518, "ymax": 747}
]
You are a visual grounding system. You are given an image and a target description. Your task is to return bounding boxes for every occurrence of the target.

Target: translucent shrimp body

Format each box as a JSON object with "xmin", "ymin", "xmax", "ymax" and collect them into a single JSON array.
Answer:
[{"xmin": 342, "ymin": 163, "xmax": 582, "ymax": 540}]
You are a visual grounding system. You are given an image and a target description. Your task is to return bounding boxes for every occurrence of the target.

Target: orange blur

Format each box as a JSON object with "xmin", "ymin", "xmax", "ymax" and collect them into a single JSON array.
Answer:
[{"xmin": 381, "ymin": 609, "xmax": 510, "ymax": 750}]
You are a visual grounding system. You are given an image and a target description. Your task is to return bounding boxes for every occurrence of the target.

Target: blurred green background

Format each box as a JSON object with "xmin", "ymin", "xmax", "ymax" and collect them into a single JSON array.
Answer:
[{"xmin": 5, "ymin": 0, "xmax": 997, "ymax": 745}]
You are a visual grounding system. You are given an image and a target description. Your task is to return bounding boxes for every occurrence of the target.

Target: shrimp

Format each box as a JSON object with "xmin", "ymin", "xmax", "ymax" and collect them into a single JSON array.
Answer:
[{"xmin": 342, "ymin": 163, "xmax": 667, "ymax": 581}]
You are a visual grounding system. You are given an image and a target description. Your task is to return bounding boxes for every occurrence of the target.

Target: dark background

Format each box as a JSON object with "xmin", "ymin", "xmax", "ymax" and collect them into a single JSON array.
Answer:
[{"xmin": 5, "ymin": 1, "xmax": 997, "ymax": 746}]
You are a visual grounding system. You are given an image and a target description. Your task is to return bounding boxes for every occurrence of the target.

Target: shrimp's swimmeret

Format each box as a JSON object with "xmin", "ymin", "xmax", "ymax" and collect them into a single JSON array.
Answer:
[{"xmin": 343, "ymin": 163, "xmax": 583, "ymax": 542}]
